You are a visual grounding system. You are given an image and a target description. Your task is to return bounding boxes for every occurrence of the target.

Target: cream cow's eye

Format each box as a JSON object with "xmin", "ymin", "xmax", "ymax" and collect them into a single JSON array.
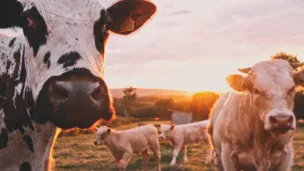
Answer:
[
  {"xmin": 288, "ymin": 86, "xmax": 296, "ymax": 95},
  {"xmin": 253, "ymin": 88, "xmax": 260, "ymax": 94}
]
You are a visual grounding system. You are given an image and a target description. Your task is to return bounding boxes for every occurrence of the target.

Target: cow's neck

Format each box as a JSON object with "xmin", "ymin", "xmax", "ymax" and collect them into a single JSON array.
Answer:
[
  {"xmin": 222, "ymin": 93, "xmax": 260, "ymax": 146},
  {"xmin": 0, "ymin": 122, "xmax": 59, "ymax": 171},
  {"xmin": 105, "ymin": 131, "xmax": 123, "ymax": 159}
]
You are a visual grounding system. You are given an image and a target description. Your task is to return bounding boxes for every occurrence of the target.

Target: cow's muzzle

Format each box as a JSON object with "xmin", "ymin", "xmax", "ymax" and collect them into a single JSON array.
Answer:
[
  {"xmin": 34, "ymin": 69, "xmax": 115, "ymax": 129},
  {"xmin": 265, "ymin": 109, "xmax": 296, "ymax": 134}
]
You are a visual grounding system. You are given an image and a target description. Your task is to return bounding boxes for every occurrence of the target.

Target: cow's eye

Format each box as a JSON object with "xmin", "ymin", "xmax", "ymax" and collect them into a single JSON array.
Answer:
[
  {"xmin": 288, "ymin": 86, "xmax": 295, "ymax": 95},
  {"xmin": 101, "ymin": 133, "xmax": 106, "ymax": 139},
  {"xmin": 17, "ymin": 11, "xmax": 34, "ymax": 28},
  {"xmin": 253, "ymin": 88, "xmax": 260, "ymax": 94},
  {"xmin": 105, "ymin": 20, "xmax": 113, "ymax": 32}
]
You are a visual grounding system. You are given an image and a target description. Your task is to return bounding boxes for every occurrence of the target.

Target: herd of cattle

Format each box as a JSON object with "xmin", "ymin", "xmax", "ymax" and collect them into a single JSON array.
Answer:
[
  {"xmin": 93, "ymin": 59, "xmax": 304, "ymax": 171},
  {"xmin": 0, "ymin": 0, "xmax": 304, "ymax": 171}
]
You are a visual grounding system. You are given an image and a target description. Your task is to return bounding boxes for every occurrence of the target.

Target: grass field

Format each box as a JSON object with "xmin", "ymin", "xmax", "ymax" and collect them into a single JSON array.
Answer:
[{"xmin": 54, "ymin": 122, "xmax": 304, "ymax": 171}]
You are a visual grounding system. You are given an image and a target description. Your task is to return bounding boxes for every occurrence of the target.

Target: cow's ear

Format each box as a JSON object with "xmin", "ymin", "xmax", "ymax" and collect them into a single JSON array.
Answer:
[
  {"xmin": 106, "ymin": 0, "xmax": 156, "ymax": 35},
  {"xmin": 294, "ymin": 69, "xmax": 304, "ymax": 86},
  {"xmin": 226, "ymin": 74, "xmax": 249, "ymax": 92},
  {"xmin": 170, "ymin": 124, "xmax": 175, "ymax": 130},
  {"xmin": 106, "ymin": 128, "xmax": 111, "ymax": 134},
  {"xmin": 0, "ymin": 0, "xmax": 24, "ymax": 28}
]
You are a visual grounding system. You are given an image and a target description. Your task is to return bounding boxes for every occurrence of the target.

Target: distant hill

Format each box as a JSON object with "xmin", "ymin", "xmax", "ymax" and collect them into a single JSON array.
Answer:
[{"xmin": 110, "ymin": 88, "xmax": 192, "ymax": 98}]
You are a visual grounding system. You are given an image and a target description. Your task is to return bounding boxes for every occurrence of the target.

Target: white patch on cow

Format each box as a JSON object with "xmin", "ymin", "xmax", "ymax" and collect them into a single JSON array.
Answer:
[
  {"xmin": 0, "ymin": 109, "xmax": 5, "ymax": 131},
  {"xmin": 22, "ymin": 0, "xmax": 106, "ymax": 101}
]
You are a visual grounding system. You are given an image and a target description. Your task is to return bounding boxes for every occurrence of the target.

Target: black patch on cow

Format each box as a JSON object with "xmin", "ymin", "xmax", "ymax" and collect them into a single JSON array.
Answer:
[
  {"xmin": 43, "ymin": 51, "xmax": 51, "ymax": 68},
  {"xmin": 20, "ymin": 47, "xmax": 27, "ymax": 86},
  {"xmin": 12, "ymin": 49, "xmax": 21, "ymax": 79},
  {"xmin": 0, "ymin": 47, "xmax": 33, "ymax": 133},
  {"xmin": 0, "ymin": 0, "xmax": 23, "ymax": 28},
  {"xmin": 93, "ymin": 9, "xmax": 111, "ymax": 55},
  {"xmin": 57, "ymin": 52, "xmax": 82, "ymax": 68},
  {"xmin": 0, "ymin": 129, "xmax": 8, "ymax": 149},
  {"xmin": 9, "ymin": 38, "xmax": 16, "ymax": 47},
  {"xmin": 6, "ymin": 60, "xmax": 11, "ymax": 73},
  {"xmin": 21, "ymin": 7, "xmax": 48, "ymax": 57},
  {"xmin": 19, "ymin": 161, "xmax": 31, "ymax": 171},
  {"xmin": 23, "ymin": 135, "xmax": 34, "ymax": 152}
]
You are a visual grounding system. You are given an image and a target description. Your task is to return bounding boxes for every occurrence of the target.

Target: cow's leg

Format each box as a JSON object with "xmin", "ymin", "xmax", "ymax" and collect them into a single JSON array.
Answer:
[
  {"xmin": 272, "ymin": 144, "xmax": 293, "ymax": 171},
  {"xmin": 215, "ymin": 151, "xmax": 225, "ymax": 171},
  {"xmin": 150, "ymin": 140, "xmax": 161, "ymax": 171},
  {"xmin": 183, "ymin": 146, "xmax": 188, "ymax": 163},
  {"xmin": 116, "ymin": 152, "xmax": 132, "ymax": 171},
  {"xmin": 142, "ymin": 149, "xmax": 150, "ymax": 171},
  {"xmin": 115, "ymin": 160, "xmax": 122, "ymax": 171},
  {"xmin": 170, "ymin": 144, "xmax": 182, "ymax": 166},
  {"xmin": 257, "ymin": 157, "xmax": 271, "ymax": 171},
  {"xmin": 221, "ymin": 143, "xmax": 238, "ymax": 171}
]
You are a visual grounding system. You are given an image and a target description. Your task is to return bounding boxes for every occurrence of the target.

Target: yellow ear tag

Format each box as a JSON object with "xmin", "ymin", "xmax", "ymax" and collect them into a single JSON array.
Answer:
[{"xmin": 119, "ymin": 16, "xmax": 135, "ymax": 33}]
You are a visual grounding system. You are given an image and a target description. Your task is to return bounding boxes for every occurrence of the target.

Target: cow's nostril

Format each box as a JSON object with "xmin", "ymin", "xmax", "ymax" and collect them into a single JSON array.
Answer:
[
  {"xmin": 48, "ymin": 81, "xmax": 68, "ymax": 101},
  {"xmin": 288, "ymin": 116, "xmax": 293, "ymax": 123},
  {"xmin": 269, "ymin": 116, "xmax": 277, "ymax": 124},
  {"xmin": 91, "ymin": 85, "xmax": 104, "ymax": 101}
]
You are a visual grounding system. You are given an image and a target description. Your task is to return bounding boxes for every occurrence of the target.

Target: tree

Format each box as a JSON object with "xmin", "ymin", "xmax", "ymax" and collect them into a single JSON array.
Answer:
[
  {"xmin": 294, "ymin": 88, "xmax": 304, "ymax": 119},
  {"xmin": 154, "ymin": 98, "xmax": 173, "ymax": 119},
  {"xmin": 121, "ymin": 86, "xmax": 137, "ymax": 117},
  {"xmin": 190, "ymin": 91, "xmax": 220, "ymax": 120}
]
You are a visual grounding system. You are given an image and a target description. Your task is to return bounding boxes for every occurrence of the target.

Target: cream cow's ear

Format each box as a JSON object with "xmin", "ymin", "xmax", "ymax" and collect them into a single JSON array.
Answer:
[
  {"xmin": 170, "ymin": 124, "xmax": 175, "ymax": 130},
  {"xmin": 106, "ymin": 128, "xmax": 111, "ymax": 134},
  {"xmin": 226, "ymin": 74, "xmax": 248, "ymax": 92}
]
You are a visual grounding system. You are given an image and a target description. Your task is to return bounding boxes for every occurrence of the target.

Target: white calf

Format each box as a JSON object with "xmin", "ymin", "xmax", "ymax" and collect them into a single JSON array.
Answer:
[
  {"xmin": 94, "ymin": 124, "xmax": 161, "ymax": 171},
  {"xmin": 159, "ymin": 120, "xmax": 212, "ymax": 166}
]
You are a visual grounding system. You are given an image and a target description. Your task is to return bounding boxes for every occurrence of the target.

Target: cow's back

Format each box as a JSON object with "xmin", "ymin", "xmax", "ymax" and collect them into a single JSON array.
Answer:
[
  {"xmin": 174, "ymin": 120, "xmax": 209, "ymax": 145},
  {"xmin": 123, "ymin": 124, "xmax": 158, "ymax": 153}
]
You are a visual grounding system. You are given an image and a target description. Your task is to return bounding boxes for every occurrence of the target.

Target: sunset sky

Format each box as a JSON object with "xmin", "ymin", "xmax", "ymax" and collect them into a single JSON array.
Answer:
[
  {"xmin": 1, "ymin": 0, "xmax": 304, "ymax": 93},
  {"xmin": 102, "ymin": 0, "xmax": 304, "ymax": 92}
]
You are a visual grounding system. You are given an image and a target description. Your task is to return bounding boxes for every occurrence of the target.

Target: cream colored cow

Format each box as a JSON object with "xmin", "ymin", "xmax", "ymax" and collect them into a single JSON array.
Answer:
[
  {"xmin": 94, "ymin": 124, "xmax": 161, "ymax": 171},
  {"xmin": 159, "ymin": 120, "xmax": 212, "ymax": 166},
  {"xmin": 208, "ymin": 59, "xmax": 304, "ymax": 171}
]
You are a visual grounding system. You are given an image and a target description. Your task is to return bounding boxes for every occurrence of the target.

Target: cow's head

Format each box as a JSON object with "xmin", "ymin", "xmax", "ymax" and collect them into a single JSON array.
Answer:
[
  {"xmin": 1, "ymin": 0, "xmax": 156, "ymax": 129},
  {"xmin": 94, "ymin": 126, "xmax": 111, "ymax": 145},
  {"xmin": 159, "ymin": 123, "xmax": 175, "ymax": 139},
  {"xmin": 226, "ymin": 59, "xmax": 304, "ymax": 135}
]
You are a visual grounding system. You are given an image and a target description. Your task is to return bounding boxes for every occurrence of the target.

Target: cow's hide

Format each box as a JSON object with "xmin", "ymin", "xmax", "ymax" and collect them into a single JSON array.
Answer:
[{"xmin": 0, "ymin": 0, "xmax": 156, "ymax": 170}]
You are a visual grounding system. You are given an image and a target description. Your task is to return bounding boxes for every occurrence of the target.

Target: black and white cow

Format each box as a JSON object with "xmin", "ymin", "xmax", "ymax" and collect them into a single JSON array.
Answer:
[{"xmin": 0, "ymin": 0, "xmax": 156, "ymax": 170}]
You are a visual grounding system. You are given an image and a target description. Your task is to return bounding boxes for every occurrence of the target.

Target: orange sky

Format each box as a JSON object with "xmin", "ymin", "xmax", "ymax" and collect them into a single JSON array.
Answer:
[{"xmin": 102, "ymin": 0, "xmax": 304, "ymax": 93}]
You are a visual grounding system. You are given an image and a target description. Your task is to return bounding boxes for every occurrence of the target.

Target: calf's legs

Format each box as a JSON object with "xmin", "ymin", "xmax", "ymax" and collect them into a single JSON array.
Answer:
[
  {"xmin": 142, "ymin": 150, "xmax": 150, "ymax": 171},
  {"xmin": 204, "ymin": 139, "xmax": 213, "ymax": 164},
  {"xmin": 150, "ymin": 138, "xmax": 161, "ymax": 171},
  {"xmin": 170, "ymin": 144, "xmax": 182, "ymax": 166},
  {"xmin": 183, "ymin": 146, "xmax": 188, "ymax": 162},
  {"xmin": 116, "ymin": 152, "xmax": 132, "ymax": 171}
]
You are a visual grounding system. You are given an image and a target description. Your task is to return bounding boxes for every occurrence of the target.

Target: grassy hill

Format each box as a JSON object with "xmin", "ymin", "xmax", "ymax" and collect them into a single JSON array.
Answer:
[{"xmin": 110, "ymin": 88, "xmax": 192, "ymax": 98}]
